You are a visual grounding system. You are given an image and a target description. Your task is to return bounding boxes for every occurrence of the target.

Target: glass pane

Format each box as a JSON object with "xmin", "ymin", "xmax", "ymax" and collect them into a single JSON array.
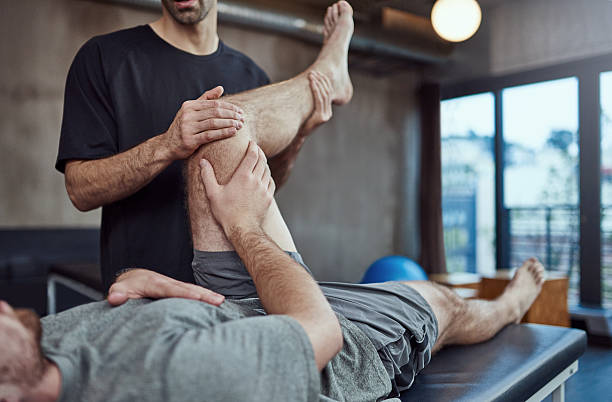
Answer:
[
  {"xmin": 502, "ymin": 77, "xmax": 579, "ymax": 305},
  {"xmin": 601, "ymin": 71, "xmax": 612, "ymax": 308},
  {"xmin": 441, "ymin": 93, "xmax": 496, "ymax": 274}
]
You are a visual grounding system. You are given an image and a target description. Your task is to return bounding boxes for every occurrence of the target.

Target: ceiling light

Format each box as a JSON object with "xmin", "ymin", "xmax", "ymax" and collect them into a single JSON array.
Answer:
[{"xmin": 431, "ymin": 0, "xmax": 482, "ymax": 42}]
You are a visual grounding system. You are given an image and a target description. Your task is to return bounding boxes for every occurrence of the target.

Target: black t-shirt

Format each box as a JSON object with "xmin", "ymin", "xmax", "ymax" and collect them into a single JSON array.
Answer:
[{"xmin": 56, "ymin": 25, "xmax": 270, "ymax": 290}]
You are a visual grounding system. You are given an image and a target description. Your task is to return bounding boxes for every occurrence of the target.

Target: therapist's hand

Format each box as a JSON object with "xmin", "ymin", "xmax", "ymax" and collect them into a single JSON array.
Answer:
[
  {"xmin": 163, "ymin": 86, "xmax": 246, "ymax": 160},
  {"xmin": 107, "ymin": 268, "xmax": 225, "ymax": 307}
]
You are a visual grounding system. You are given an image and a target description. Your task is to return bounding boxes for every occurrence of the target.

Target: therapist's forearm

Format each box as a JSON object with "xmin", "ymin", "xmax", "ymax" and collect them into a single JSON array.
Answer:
[
  {"xmin": 64, "ymin": 133, "xmax": 173, "ymax": 211},
  {"xmin": 227, "ymin": 224, "xmax": 342, "ymax": 370}
]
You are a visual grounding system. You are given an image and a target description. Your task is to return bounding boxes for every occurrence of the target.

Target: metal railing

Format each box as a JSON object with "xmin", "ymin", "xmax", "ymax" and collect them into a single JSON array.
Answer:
[
  {"xmin": 507, "ymin": 205, "xmax": 580, "ymax": 304},
  {"xmin": 508, "ymin": 205, "xmax": 612, "ymax": 307}
]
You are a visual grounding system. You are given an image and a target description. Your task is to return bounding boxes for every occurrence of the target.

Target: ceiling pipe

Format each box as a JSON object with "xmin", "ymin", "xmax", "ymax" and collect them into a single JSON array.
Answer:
[{"xmin": 98, "ymin": 0, "xmax": 452, "ymax": 63}]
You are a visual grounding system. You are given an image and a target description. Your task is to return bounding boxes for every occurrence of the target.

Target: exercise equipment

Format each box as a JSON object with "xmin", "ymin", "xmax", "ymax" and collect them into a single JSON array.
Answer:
[{"xmin": 361, "ymin": 256, "xmax": 428, "ymax": 284}]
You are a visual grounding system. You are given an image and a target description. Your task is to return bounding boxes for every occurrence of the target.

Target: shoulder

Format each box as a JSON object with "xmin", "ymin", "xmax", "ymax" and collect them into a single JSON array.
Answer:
[
  {"xmin": 88, "ymin": 25, "xmax": 152, "ymax": 52},
  {"xmin": 72, "ymin": 26, "xmax": 152, "ymax": 70},
  {"xmin": 220, "ymin": 42, "xmax": 271, "ymax": 86}
]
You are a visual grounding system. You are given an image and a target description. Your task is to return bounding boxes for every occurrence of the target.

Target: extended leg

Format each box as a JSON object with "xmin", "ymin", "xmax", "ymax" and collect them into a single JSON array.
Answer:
[
  {"xmin": 405, "ymin": 258, "xmax": 546, "ymax": 353},
  {"xmin": 186, "ymin": 1, "xmax": 354, "ymax": 251},
  {"xmin": 221, "ymin": 2, "xmax": 353, "ymax": 157}
]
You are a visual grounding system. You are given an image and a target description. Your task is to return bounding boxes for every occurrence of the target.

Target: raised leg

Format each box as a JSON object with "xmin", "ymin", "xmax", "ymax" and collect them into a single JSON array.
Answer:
[
  {"xmin": 404, "ymin": 258, "xmax": 546, "ymax": 353},
  {"xmin": 219, "ymin": 1, "xmax": 353, "ymax": 157},
  {"xmin": 186, "ymin": 1, "xmax": 354, "ymax": 252}
]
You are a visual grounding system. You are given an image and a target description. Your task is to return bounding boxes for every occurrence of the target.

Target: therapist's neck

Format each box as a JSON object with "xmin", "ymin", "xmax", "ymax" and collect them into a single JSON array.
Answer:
[
  {"xmin": 24, "ymin": 361, "xmax": 62, "ymax": 402},
  {"xmin": 150, "ymin": 5, "xmax": 219, "ymax": 56}
]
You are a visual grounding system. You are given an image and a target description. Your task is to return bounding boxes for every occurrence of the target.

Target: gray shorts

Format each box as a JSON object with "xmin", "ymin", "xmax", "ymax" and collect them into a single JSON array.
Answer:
[{"xmin": 192, "ymin": 250, "xmax": 438, "ymax": 395}]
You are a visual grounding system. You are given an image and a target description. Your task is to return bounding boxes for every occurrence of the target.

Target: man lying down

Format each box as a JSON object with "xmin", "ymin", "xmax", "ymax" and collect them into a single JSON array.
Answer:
[{"xmin": 1, "ymin": 142, "xmax": 546, "ymax": 402}]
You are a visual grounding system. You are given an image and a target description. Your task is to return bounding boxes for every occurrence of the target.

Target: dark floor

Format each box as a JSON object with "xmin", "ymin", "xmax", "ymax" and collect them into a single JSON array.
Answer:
[{"xmin": 545, "ymin": 344, "xmax": 612, "ymax": 401}]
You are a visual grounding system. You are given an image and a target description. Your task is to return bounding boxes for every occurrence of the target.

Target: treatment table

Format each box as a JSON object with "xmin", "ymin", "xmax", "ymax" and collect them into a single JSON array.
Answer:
[
  {"xmin": 400, "ymin": 323, "xmax": 586, "ymax": 402},
  {"xmin": 0, "ymin": 229, "xmax": 588, "ymax": 402}
]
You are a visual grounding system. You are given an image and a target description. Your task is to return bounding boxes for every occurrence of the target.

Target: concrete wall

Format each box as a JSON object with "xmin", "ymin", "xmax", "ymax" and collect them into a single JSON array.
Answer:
[
  {"xmin": 489, "ymin": 0, "xmax": 612, "ymax": 75},
  {"xmin": 0, "ymin": 0, "xmax": 422, "ymax": 282},
  {"xmin": 439, "ymin": 0, "xmax": 612, "ymax": 82}
]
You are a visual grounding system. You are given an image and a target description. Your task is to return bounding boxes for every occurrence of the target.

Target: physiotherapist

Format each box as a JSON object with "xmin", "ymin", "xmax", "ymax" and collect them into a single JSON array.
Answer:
[{"xmin": 56, "ymin": 0, "xmax": 299, "ymax": 289}]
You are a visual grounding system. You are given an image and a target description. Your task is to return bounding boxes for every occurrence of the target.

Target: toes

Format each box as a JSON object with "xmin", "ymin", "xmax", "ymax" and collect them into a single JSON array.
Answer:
[
  {"xmin": 332, "ymin": 3, "xmax": 340, "ymax": 22},
  {"xmin": 325, "ymin": 6, "xmax": 333, "ymax": 22},
  {"xmin": 534, "ymin": 262, "xmax": 545, "ymax": 274},
  {"xmin": 337, "ymin": 1, "xmax": 353, "ymax": 15},
  {"xmin": 526, "ymin": 263, "xmax": 535, "ymax": 274},
  {"xmin": 324, "ymin": 6, "xmax": 334, "ymax": 34}
]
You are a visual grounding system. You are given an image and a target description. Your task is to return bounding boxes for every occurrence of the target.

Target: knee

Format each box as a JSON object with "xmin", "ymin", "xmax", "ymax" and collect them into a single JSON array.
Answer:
[{"xmin": 186, "ymin": 132, "xmax": 251, "ymax": 186}]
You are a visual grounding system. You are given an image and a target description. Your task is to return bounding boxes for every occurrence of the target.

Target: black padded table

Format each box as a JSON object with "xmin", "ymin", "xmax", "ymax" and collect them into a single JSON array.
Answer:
[{"xmin": 400, "ymin": 324, "xmax": 586, "ymax": 402}]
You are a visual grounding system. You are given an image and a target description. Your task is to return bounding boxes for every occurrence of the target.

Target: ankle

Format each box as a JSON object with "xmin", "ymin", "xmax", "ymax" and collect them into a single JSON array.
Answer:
[{"xmin": 497, "ymin": 293, "xmax": 521, "ymax": 323}]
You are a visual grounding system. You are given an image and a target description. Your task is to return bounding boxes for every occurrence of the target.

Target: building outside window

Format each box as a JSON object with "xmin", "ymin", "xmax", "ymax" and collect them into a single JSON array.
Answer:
[
  {"xmin": 502, "ymin": 77, "xmax": 580, "ymax": 304},
  {"xmin": 441, "ymin": 93, "xmax": 496, "ymax": 275}
]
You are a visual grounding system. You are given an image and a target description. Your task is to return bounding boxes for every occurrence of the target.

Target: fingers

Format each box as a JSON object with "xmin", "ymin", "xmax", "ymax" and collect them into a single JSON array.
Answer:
[
  {"xmin": 190, "ymin": 99, "xmax": 244, "ymax": 115},
  {"xmin": 178, "ymin": 282, "xmax": 225, "ymax": 306},
  {"xmin": 310, "ymin": 73, "xmax": 325, "ymax": 109},
  {"xmin": 320, "ymin": 75, "xmax": 333, "ymax": 118},
  {"xmin": 311, "ymin": 71, "xmax": 332, "ymax": 99},
  {"xmin": 267, "ymin": 176, "xmax": 276, "ymax": 195},
  {"xmin": 198, "ymin": 86, "xmax": 224, "ymax": 100},
  {"xmin": 0, "ymin": 300, "xmax": 14, "ymax": 315},
  {"xmin": 107, "ymin": 291, "xmax": 129, "ymax": 307},
  {"xmin": 194, "ymin": 127, "xmax": 238, "ymax": 144},
  {"xmin": 309, "ymin": 71, "xmax": 333, "ymax": 121},
  {"xmin": 200, "ymin": 158, "xmax": 221, "ymax": 196},
  {"xmin": 195, "ymin": 118, "xmax": 243, "ymax": 132},
  {"xmin": 236, "ymin": 141, "xmax": 260, "ymax": 177},
  {"xmin": 263, "ymin": 161, "xmax": 275, "ymax": 196},
  {"xmin": 318, "ymin": 71, "xmax": 333, "ymax": 97},
  {"xmin": 253, "ymin": 147, "xmax": 267, "ymax": 179},
  {"xmin": 157, "ymin": 279, "xmax": 225, "ymax": 306},
  {"xmin": 324, "ymin": 7, "xmax": 333, "ymax": 36},
  {"xmin": 262, "ymin": 155, "xmax": 272, "ymax": 184},
  {"xmin": 195, "ymin": 108, "xmax": 245, "ymax": 122}
]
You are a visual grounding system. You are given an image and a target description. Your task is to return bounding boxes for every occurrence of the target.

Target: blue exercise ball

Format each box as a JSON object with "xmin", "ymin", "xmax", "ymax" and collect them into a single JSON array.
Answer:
[{"xmin": 360, "ymin": 256, "xmax": 428, "ymax": 284}]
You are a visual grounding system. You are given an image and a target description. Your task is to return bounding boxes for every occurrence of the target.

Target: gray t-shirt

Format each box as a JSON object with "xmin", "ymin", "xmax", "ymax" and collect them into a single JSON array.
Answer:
[{"xmin": 41, "ymin": 298, "xmax": 392, "ymax": 402}]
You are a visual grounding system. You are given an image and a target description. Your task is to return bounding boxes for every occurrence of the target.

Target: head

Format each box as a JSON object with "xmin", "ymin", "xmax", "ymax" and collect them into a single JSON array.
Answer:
[
  {"xmin": 0, "ymin": 301, "xmax": 47, "ymax": 401},
  {"xmin": 161, "ymin": 0, "xmax": 217, "ymax": 25}
]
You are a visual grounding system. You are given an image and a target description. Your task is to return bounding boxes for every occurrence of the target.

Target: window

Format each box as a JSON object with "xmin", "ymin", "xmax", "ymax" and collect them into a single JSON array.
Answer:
[
  {"xmin": 441, "ymin": 54, "xmax": 612, "ymax": 309},
  {"xmin": 601, "ymin": 71, "xmax": 612, "ymax": 308},
  {"xmin": 441, "ymin": 93, "xmax": 496, "ymax": 274},
  {"xmin": 502, "ymin": 78, "xmax": 580, "ymax": 304}
]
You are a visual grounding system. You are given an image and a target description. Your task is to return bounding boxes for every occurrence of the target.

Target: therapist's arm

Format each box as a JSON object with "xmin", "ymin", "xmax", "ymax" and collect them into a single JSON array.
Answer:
[
  {"xmin": 64, "ymin": 87, "xmax": 244, "ymax": 211},
  {"xmin": 199, "ymin": 141, "xmax": 343, "ymax": 370}
]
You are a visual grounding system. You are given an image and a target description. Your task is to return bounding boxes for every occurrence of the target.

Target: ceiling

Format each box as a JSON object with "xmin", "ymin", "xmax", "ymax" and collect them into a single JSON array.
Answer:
[{"xmin": 251, "ymin": 0, "xmax": 507, "ymax": 22}]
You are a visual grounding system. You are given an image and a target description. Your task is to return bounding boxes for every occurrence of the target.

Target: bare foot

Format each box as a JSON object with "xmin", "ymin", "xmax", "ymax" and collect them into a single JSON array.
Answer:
[
  {"xmin": 312, "ymin": 1, "xmax": 354, "ymax": 105},
  {"xmin": 501, "ymin": 258, "xmax": 546, "ymax": 323}
]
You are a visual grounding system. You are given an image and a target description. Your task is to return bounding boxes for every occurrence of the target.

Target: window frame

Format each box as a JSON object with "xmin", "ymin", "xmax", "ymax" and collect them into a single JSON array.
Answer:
[{"xmin": 441, "ymin": 53, "xmax": 612, "ymax": 307}]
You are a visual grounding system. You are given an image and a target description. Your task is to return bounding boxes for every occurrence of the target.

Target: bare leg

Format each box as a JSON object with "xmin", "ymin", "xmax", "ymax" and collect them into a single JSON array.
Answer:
[
  {"xmin": 225, "ymin": 1, "xmax": 353, "ymax": 157},
  {"xmin": 404, "ymin": 258, "xmax": 546, "ymax": 353},
  {"xmin": 186, "ymin": 1, "xmax": 354, "ymax": 251}
]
